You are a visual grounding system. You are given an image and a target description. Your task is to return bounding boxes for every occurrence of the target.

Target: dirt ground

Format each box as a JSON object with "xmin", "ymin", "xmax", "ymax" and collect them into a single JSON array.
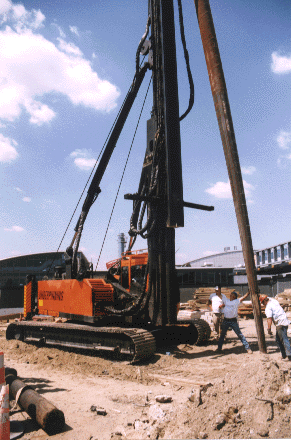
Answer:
[{"xmin": 1, "ymin": 318, "xmax": 291, "ymax": 440}]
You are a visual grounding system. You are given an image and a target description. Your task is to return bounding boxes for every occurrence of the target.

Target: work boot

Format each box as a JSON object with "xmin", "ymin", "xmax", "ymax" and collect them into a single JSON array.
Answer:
[
  {"xmin": 216, "ymin": 348, "xmax": 222, "ymax": 353},
  {"xmin": 246, "ymin": 349, "xmax": 253, "ymax": 354}
]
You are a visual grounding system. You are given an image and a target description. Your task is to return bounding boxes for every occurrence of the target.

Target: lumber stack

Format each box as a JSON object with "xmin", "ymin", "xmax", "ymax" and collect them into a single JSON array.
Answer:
[
  {"xmin": 275, "ymin": 289, "xmax": 291, "ymax": 311},
  {"xmin": 192, "ymin": 287, "xmax": 234, "ymax": 308},
  {"xmin": 180, "ymin": 287, "xmax": 267, "ymax": 320},
  {"xmin": 238, "ymin": 301, "xmax": 265, "ymax": 319},
  {"xmin": 179, "ymin": 300, "xmax": 200, "ymax": 311}
]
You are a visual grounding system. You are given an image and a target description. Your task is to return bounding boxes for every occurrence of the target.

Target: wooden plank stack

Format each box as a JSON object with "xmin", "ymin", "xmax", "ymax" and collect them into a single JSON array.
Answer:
[
  {"xmin": 180, "ymin": 287, "xmax": 234, "ymax": 311},
  {"xmin": 192, "ymin": 287, "xmax": 234, "ymax": 308},
  {"xmin": 275, "ymin": 289, "xmax": 291, "ymax": 311},
  {"xmin": 237, "ymin": 301, "xmax": 265, "ymax": 319},
  {"xmin": 179, "ymin": 300, "xmax": 200, "ymax": 311},
  {"xmin": 180, "ymin": 287, "xmax": 266, "ymax": 320}
]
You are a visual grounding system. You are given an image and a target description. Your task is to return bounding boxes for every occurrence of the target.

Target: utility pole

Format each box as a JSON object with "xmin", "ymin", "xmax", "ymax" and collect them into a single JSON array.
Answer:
[{"xmin": 193, "ymin": 0, "xmax": 267, "ymax": 353}]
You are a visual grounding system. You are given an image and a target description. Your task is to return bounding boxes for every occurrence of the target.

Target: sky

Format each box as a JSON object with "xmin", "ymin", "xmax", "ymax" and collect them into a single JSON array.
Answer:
[{"xmin": 0, "ymin": 0, "xmax": 291, "ymax": 270}]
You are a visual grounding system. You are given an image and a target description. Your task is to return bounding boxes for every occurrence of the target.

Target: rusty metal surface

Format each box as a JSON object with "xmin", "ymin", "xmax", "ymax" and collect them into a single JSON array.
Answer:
[{"xmin": 193, "ymin": 0, "xmax": 266, "ymax": 352}]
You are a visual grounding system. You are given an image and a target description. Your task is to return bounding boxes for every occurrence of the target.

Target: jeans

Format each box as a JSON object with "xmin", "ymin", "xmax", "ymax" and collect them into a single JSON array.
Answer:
[
  {"xmin": 276, "ymin": 325, "xmax": 291, "ymax": 358},
  {"xmin": 218, "ymin": 318, "xmax": 250, "ymax": 350},
  {"xmin": 212, "ymin": 313, "xmax": 222, "ymax": 335}
]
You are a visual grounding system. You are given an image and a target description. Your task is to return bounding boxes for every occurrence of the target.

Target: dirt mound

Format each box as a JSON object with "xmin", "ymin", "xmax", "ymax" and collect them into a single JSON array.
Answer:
[
  {"xmin": 2, "ymin": 319, "xmax": 291, "ymax": 439},
  {"xmin": 1, "ymin": 337, "xmax": 151, "ymax": 384},
  {"xmin": 124, "ymin": 357, "xmax": 291, "ymax": 439}
]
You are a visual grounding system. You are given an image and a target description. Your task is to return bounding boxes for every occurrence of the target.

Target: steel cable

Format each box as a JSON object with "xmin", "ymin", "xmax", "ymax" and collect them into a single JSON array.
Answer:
[
  {"xmin": 46, "ymin": 86, "xmax": 134, "ymax": 276},
  {"xmin": 95, "ymin": 75, "xmax": 152, "ymax": 270}
]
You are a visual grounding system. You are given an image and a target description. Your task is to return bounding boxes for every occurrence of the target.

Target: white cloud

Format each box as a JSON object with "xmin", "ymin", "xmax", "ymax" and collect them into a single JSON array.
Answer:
[
  {"xmin": 277, "ymin": 153, "xmax": 291, "ymax": 168},
  {"xmin": 24, "ymin": 99, "xmax": 56, "ymax": 125},
  {"xmin": 52, "ymin": 23, "xmax": 66, "ymax": 38},
  {"xmin": 15, "ymin": 187, "xmax": 32, "ymax": 201},
  {"xmin": 242, "ymin": 181, "xmax": 254, "ymax": 198},
  {"xmin": 74, "ymin": 157, "xmax": 96, "ymax": 170},
  {"xmin": 0, "ymin": 0, "xmax": 11, "ymax": 15},
  {"xmin": 276, "ymin": 130, "xmax": 291, "ymax": 167},
  {"xmin": 0, "ymin": 2, "xmax": 120, "ymax": 127},
  {"xmin": 69, "ymin": 25, "xmax": 79, "ymax": 37},
  {"xmin": 271, "ymin": 52, "xmax": 291, "ymax": 74},
  {"xmin": 277, "ymin": 156, "xmax": 285, "ymax": 168},
  {"xmin": 0, "ymin": 0, "xmax": 45, "ymax": 31},
  {"xmin": 4, "ymin": 225, "xmax": 24, "ymax": 232},
  {"xmin": 277, "ymin": 131, "xmax": 291, "ymax": 150},
  {"xmin": 206, "ymin": 180, "xmax": 232, "ymax": 199},
  {"xmin": 0, "ymin": 133, "xmax": 19, "ymax": 162},
  {"xmin": 241, "ymin": 166, "xmax": 256, "ymax": 175},
  {"xmin": 205, "ymin": 179, "xmax": 254, "ymax": 199},
  {"xmin": 70, "ymin": 149, "xmax": 96, "ymax": 170},
  {"xmin": 57, "ymin": 38, "xmax": 83, "ymax": 56}
]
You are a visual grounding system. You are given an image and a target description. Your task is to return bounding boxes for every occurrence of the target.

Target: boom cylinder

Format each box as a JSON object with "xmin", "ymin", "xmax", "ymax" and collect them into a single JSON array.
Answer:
[{"xmin": 193, "ymin": 0, "xmax": 266, "ymax": 352}]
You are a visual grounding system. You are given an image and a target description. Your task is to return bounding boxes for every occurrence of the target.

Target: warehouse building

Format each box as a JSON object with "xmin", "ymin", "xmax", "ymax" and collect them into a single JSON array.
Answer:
[{"xmin": 177, "ymin": 247, "xmax": 245, "ymax": 288}]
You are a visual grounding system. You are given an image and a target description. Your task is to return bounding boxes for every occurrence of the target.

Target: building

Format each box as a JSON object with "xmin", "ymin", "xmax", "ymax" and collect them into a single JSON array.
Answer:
[
  {"xmin": 255, "ymin": 241, "xmax": 291, "ymax": 275},
  {"xmin": 177, "ymin": 242, "xmax": 291, "ymax": 297},
  {"xmin": 180, "ymin": 247, "xmax": 244, "ymax": 269},
  {"xmin": 177, "ymin": 247, "xmax": 245, "ymax": 288}
]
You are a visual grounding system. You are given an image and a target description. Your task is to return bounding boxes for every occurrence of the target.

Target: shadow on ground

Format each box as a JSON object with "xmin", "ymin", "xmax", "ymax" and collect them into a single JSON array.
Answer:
[{"xmin": 19, "ymin": 376, "xmax": 68, "ymax": 395}]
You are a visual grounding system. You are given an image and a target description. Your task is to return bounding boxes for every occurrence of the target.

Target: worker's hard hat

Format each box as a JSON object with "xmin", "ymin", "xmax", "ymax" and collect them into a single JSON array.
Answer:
[
  {"xmin": 259, "ymin": 294, "xmax": 268, "ymax": 303},
  {"xmin": 215, "ymin": 285, "xmax": 221, "ymax": 290}
]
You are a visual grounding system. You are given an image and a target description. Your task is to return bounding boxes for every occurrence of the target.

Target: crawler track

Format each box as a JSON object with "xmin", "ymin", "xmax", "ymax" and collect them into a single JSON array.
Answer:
[
  {"xmin": 6, "ymin": 321, "xmax": 156, "ymax": 363},
  {"xmin": 191, "ymin": 318, "xmax": 211, "ymax": 345},
  {"xmin": 175, "ymin": 318, "xmax": 211, "ymax": 345}
]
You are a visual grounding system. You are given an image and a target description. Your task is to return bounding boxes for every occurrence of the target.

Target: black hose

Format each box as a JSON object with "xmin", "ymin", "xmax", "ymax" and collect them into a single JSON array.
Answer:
[
  {"xmin": 177, "ymin": 0, "xmax": 194, "ymax": 121},
  {"xmin": 136, "ymin": 16, "xmax": 151, "ymax": 75}
]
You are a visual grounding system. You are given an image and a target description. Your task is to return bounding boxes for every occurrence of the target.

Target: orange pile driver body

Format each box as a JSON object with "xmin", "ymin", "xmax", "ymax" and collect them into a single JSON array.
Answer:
[{"xmin": 25, "ymin": 250, "xmax": 148, "ymax": 320}]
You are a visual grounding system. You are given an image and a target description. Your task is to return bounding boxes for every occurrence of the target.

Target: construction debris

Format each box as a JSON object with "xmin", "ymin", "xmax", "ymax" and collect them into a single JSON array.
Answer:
[
  {"xmin": 90, "ymin": 406, "xmax": 107, "ymax": 416},
  {"xmin": 155, "ymin": 395, "xmax": 172, "ymax": 403},
  {"xmin": 188, "ymin": 387, "xmax": 202, "ymax": 406}
]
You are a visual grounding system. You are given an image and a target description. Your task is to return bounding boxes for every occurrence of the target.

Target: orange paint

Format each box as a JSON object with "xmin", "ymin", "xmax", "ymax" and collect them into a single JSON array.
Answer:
[{"xmin": 38, "ymin": 278, "xmax": 114, "ymax": 317}]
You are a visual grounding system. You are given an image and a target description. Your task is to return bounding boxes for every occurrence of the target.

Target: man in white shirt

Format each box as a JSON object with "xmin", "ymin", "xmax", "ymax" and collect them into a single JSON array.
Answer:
[
  {"xmin": 216, "ymin": 290, "xmax": 252, "ymax": 354},
  {"xmin": 207, "ymin": 285, "xmax": 227, "ymax": 337},
  {"xmin": 259, "ymin": 295, "xmax": 291, "ymax": 361}
]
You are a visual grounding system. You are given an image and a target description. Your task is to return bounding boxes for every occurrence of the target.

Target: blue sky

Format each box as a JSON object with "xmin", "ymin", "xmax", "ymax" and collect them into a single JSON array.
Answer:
[{"xmin": 0, "ymin": 0, "xmax": 291, "ymax": 270}]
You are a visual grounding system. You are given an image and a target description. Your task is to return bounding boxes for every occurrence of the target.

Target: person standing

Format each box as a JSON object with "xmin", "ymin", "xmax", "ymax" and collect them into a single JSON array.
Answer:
[
  {"xmin": 216, "ymin": 290, "xmax": 252, "ymax": 354},
  {"xmin": 207, "ymin": 285, "xmax": 227, "ymax": 337},
  {"xmin": 259, "ymin": 295, "xmax": 291, "ymax": 361}
]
